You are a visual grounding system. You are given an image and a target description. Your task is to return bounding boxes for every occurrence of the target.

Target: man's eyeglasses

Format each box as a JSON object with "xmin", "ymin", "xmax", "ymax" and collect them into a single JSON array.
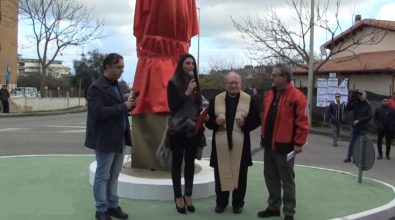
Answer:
[{"xmin": 335, "ymin": 96, "xmax": 340, "ymax": 98}]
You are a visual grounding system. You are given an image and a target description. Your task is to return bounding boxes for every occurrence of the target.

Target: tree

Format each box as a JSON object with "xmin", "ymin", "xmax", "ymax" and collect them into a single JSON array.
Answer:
[
  {"xmin": 208, "ymin": 56, "xmax": 245, "ymax": 73},
  {"xmin": 19, "ymin": 0, "xmax": 104, "ymax": 96},
  {"xmin": 17, "ymin": 72, "xmax": 41, "ymax": 89},
  {"xmin": 231, "ymin": 0, "xmax": 388, "ymax": 72},
  {"xmin": 72, "ymin": 49, "xmax": 106, "ymax": 95}
]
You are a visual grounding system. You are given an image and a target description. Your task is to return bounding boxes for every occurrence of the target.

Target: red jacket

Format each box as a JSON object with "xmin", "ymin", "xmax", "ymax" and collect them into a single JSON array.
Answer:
[
  {"xmin": 261, "ymin": 84, "xmax": 309, "ymax": 152},
  {"xmin": 389, "ymin": 97, "xmax": 395, "ymax": 109}
]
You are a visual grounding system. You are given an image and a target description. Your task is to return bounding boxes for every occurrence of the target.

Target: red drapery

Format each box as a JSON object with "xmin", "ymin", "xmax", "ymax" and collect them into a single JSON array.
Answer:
[{"xmin": 131, "ymin": 0, "xmax": 199, "ymax": 114}]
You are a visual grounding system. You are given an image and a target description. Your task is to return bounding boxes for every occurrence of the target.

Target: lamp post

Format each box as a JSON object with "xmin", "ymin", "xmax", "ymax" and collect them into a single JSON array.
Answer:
[
  {"xmin": 197, "ymin": 7, "xmax": 200, "ymax": 74},
  {"xmin": 307, "ymin": 0, "xmax": 315, "ymax": 125},
  {"xmin": 78, "ymin": 76, "xmax": 82, "ymax": 106}
]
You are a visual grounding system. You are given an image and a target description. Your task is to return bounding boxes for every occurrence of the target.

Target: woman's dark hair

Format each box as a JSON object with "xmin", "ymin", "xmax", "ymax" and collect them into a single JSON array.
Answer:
[
  {"xmin": 173, "ymin": 53, "xmax": 201, "ymax": 103},
  {"xmin": 174, "ymin": 53, "xmax": 197, "ymax": 81},
  {"xmin": 103, "ymin": 53, "xmax": 124, "ymax": 70}
]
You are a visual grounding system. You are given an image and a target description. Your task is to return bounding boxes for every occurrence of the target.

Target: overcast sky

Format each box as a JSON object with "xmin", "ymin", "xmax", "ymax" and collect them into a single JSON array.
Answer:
[{"xmin": 18, "ymin": 0, "xmax": 395, "ymax": 85}]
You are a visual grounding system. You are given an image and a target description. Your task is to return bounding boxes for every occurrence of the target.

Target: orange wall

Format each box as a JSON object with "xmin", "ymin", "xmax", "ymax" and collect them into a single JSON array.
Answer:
[{"xmin": 0, "ymin": 0, "xmax": 18, "ymax": 85}]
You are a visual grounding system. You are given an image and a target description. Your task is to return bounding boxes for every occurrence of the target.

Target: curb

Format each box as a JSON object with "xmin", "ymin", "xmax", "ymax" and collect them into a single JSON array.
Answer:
[
  {"xmin": 0, "ymin": 106, "xmax": 87, "ymax": 118},
  {"xmin": 310, "ymin": 128, "xmax": 382, "ymax": 144}
]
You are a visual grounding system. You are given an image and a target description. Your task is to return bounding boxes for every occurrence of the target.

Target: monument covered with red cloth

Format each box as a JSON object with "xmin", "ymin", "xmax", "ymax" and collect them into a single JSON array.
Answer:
[
  {"xmin": 132, "ymin": 0, "xmax": 199, "ymax": 114},
  {"xmin": 130, "ymin": 0, "xmax": 199, "ymax": 170}
]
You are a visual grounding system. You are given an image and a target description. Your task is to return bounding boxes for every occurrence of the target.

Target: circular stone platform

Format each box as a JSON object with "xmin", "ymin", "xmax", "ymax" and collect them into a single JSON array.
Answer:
[
  {"xmin": 1, "ymin": 155, "xmax": 395, "ymax": 219},
  {"xmin": 89, "ymin": 155, "xmax": 215, "ymax": 201}
]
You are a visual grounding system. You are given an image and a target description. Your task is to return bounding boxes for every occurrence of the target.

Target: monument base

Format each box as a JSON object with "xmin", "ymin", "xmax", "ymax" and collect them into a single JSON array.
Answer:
[
  {"xmin": 131, "ymin": 113, "xmax": 171, "ymax": 171},
  {"xmin": 89, "ymin": 155, "xmax": 215, "ymax": 201}
]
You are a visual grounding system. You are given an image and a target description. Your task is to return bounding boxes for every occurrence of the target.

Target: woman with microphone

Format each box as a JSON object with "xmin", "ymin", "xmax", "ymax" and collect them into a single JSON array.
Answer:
[{"xmin": 167, "ymin": 53, "xmax": 202, "ymax": 214}]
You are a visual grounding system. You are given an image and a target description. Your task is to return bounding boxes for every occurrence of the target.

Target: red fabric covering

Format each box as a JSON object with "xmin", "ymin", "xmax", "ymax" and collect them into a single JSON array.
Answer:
[
  {"xmin": 195, "ymin": 107, "xmax": 208, "ymax": 135},
  {"xmin": 389, "ymin": 97, "xmax": 395, "ymax": 109},
  {"xmin": 131, "ymin": 0, "xmax": 199, "ymax": 114}
]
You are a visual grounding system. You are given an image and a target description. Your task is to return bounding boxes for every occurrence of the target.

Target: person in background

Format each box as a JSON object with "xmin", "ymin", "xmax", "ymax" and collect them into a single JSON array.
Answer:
[
  {"xmin": 0, "ymin": 85, "xmax": 10, "ymax": 113},
  {"xmin": 373, "ymin": 98, "xmax": 395, "ymax": 160},
  {"xmin": 85, "ymin": 53, "xmax": 134, "ymax": 220},
  {"xmin": 343, "ymin": 91, "xmax": 373, "ymax": 163},
  {"xmin": 326, "ymin": 93, "xmax": 345, "ymax": 146}
]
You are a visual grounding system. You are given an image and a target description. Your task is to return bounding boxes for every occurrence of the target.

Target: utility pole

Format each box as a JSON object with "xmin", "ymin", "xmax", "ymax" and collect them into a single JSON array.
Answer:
[
  {"xmin": 197, "ymin": 7, "xmax": 200, "ymax": 74},
  {"xmin": 307, "ymin": 0, "xmax": 315, "ymax": 125}
]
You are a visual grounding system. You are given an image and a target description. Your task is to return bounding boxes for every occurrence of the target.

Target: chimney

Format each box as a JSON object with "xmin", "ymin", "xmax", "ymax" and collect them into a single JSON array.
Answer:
[{"xmin": 355, "ymin": 14, "xmax": 361, "ymax": 24}]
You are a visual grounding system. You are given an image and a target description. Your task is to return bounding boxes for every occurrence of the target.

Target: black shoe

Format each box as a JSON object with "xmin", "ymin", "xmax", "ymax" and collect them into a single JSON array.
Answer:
[
  {"xmin": 174, "ymin": 198, "xmax": 186, "ymax": 214},
  {"xmin": 377, "ymin": 155, "xmax": 383, "ymax": 160},
  {"xmin": 233, "ymin": 206, "xmax": 243, "ymax": 214},
  {"xmin": 284, "ymin": 215, "xmax": 294, "ymax": 220},
  {"xmin": 215, "ymin": 205, "xmax": 226, "ymax": 213},
  {"xmin": 107, "ymin": 207, "xmax": 128, "ymax": 219},
  {"xmin": 183, "ymin": 195, "xmax": 195, "ymax": 212},
  {"xmin": 386, "ymin": 155, "xmax": 390, "ymax": 160},
  {"xmin": 257, "ymin": 208, "xmax": 280, "ymax": 218},
  {"xmin": 343, "ymin": 158, "xmax": 351, "ymax": 163},
  {"xmin": 95, "ymin": 211, "xmax": 112, "ymax": 220}
]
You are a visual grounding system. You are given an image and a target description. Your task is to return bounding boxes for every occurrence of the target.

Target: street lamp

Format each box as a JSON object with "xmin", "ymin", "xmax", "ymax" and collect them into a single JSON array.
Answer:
[
  {"xmin": 197, "ymin": 7, "xmax": 200, "ymax": 74},
  {"xmin": 307, "ymin": 0, "xmax": 315, "ymax": 126},
  {"xmin": 78, "ymin": 76, "xmax": 82, "ymax": 106}
]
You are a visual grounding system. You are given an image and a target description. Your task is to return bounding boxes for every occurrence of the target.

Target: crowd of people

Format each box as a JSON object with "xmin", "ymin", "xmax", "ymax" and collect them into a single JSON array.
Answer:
[
  {"xmin": 326, "ymin": 90, "xmax": 395, "ymax": 162},
  {"xmin": 84, "ymin": 53, "xmax": 310, "ymax": 220},
  {"xmin": 1, "ymin": 51, "xmax": 393, "ymax": 220},
  {"xmin": 0, "ymin": 50, "xmax": 392, "ymax": 220}
]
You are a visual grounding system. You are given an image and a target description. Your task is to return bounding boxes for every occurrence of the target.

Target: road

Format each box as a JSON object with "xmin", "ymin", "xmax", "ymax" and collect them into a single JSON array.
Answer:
[{"xmin": 1, "ymin": 112, "xmax": 394, "ymax": 186}]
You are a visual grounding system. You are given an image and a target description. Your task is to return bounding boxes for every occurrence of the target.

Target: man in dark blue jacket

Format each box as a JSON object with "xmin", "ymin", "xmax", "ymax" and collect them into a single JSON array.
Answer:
[
  {"xmin": 85, "ymin": 53, "xmax": 135, "ymax": 220},
  {"xmin": 344, "ymin": 91, "xmax": 373, "ymax": 163},
  {"xmin": 374, "ymin": 98, "xmax": 395, "ymax": 160},
  {"xmin": 326, "ymin": 93, "xmax": 345, "ymax": 146}
]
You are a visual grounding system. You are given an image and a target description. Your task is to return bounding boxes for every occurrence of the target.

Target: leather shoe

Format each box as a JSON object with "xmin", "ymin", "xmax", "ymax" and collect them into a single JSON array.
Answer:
[
  {"xmin": 232, "ymin": 206, "xmax": 243, "ymax": 214},
  {"xmin": 107, "ymin": 207, "xmax": 128, "ymax": 219},
  {"xmin": 215, "ymin": 205, "xmax": 226, "ymax": 213},
  {"xmin": 386, "ymin": 155, "xmax": 390, "ymax": 160},
  {"xmin": 284, "ymin": 215, "xmax": 294, "ymax": 220},
  {"xmin": 95, "ymin": 211, "xmax": 112, "ymax": 220},
  {"xmin": 343, "ymin": 158, "xmax": 351, "ymax": 163},
  {"xmin": 257, "ymin": 208, "xmax": 280, "ymax": 218},
  {"xmin": 377, "ymin": 155, "xmax": 383, "ymax": 160}
]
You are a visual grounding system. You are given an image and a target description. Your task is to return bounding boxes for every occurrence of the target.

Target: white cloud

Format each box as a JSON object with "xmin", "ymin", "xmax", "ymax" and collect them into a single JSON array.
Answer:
[{"xmin": 376, "ymin": 3, "xmax": 395, "ymax": 20}]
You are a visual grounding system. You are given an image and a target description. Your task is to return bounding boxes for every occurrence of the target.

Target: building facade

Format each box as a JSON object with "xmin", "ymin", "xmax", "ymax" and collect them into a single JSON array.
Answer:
[
  {"xmin": 0, "ymin": 0, "xmax": 18, "ymax": 86},
  {"xmin": 18, "ymin": 57, "xmax": 71, "ymax": 79},
  {"xmin": 293, "ymin": 19, "xmax": 395, "ymax": 96}
]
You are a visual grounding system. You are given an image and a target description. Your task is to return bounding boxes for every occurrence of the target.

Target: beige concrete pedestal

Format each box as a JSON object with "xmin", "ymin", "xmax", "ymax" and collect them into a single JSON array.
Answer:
[{"xmin": 131, "ymin": 113, "xmax": 170, "ymax": 171}]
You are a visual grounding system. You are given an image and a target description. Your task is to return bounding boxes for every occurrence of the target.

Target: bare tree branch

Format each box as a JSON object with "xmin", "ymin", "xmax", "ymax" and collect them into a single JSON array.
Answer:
[
  {"xmin": 19, "ymin": 0, "xmax": 105, "ymax": 96},
  {"xmin": 231, "ymin": 0, "xmax": 387, "ymax": 75}
]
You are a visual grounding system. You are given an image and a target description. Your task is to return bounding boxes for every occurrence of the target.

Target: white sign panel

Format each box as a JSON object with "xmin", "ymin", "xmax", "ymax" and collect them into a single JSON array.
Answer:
[{"xmin": 316, "ymin": 77, "xmax": 348, "ymax": 107}]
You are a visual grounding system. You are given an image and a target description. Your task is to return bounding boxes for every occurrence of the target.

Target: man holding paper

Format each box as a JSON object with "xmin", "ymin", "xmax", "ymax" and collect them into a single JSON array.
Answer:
[
  {"xmin": 205, "ymin": 71, "xmax": 260, "ymax": 214},
  {"xmin": 258, "ymin": 64, "xmax": 309, "ymax": 220}
]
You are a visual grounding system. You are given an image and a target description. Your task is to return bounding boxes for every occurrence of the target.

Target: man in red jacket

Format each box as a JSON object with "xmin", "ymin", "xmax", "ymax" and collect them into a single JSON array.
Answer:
[{"xmin": 257, "ymin": 64, "xmax": 309, "ymax": 220}]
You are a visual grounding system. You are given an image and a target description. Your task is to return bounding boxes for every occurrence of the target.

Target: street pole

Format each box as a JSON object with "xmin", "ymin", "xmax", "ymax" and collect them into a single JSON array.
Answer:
[
  {"xmin": 197, "ymin": 7, "xmax": 200, "ymax": 74},
  {"xmin": 78, "ymin": 77, "xmax": 82, "ymax": 106},
  {"xmin": 307, "ymin": 0, "xmax": 315, "ymax": 125}
]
